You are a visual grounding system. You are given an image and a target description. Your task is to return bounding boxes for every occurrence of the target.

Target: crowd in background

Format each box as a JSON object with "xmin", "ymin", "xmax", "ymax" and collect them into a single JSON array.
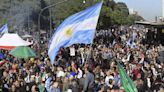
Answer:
[{"xmin": 0, "ymin": 25, "xmax": 164, "ymax": 92}]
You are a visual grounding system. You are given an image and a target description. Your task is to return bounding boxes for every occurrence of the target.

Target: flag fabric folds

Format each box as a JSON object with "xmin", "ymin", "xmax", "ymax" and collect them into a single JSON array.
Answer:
[
  {"xmin": 0, "ymin": 24, "xmax": 8, "ymax": 34},
  {"xmin": 117, "ymin": 61, "xmax": 138, "ymax": 92},
  {"xmin": 48, "ymin": 2, "xmax": 102, "ymax": 64}
]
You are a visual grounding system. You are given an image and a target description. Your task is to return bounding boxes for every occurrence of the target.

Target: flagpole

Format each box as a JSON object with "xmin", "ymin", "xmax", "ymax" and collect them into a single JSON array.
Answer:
[
  {"xmin": 85, "ymin": 29, "xmax": 97, "ymax": 63},
  {"xmin": 85, "ymin": 1, "xmax": 103, "ymax": 63}
]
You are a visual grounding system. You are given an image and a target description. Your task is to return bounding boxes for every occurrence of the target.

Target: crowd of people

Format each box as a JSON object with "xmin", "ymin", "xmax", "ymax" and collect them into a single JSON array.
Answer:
[{"xmin": 0, "ymin": 25, "xmax": 164, "ymax": 92}]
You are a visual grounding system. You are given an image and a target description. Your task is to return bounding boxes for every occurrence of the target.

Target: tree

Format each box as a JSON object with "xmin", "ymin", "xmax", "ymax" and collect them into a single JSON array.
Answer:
[
  {"xmin": 0, "ymin": 0, "xmax": 41, "ymax": 33},
  {"xmin": 127, "ymin": 14, "xmax": 144, "ymax": 24},
  {"xmin": 47, "ymin": 0, "xmax": 143, "ymax": 30},
  {"xmin": 0, "ymin": 0, "xmax": 144, "ymax": 32}
]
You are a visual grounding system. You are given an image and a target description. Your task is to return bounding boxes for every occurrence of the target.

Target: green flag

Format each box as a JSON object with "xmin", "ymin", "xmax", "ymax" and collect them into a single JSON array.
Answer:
[{"xmin": 117, "ymin": 61, "xmax": 138, "ymax": 92}]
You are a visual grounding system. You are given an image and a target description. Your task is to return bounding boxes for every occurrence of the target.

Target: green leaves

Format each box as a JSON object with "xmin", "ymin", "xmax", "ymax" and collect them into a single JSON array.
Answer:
[{"xmin": 0, "ymin": 0, "xmax": 144, "ymax": 31}]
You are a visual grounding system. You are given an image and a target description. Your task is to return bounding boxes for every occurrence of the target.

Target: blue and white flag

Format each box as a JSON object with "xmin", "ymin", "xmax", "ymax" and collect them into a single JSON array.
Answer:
[
  {"xmin": 48, "ymin": 2, "xmax": 102, "ymax": 64},
  {"xmin": 0, "ymin": 24, "xmax": 8, "ymax": 34}
]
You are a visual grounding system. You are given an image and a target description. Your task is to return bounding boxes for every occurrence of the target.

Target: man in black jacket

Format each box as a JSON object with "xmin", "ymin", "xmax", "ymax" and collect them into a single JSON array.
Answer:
[{"xmin": 82, "ymin": 68, "xmax": 95, "ymax": 92}]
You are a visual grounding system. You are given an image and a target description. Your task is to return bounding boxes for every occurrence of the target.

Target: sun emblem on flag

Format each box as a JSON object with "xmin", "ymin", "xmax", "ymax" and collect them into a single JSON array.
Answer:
[{"xmin": 65, "ymin": 27, "xmax": 73, "ymax": 37}]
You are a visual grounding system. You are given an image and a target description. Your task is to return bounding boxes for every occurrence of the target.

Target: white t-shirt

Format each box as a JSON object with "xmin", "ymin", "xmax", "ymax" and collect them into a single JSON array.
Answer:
[{"xmin": 77, "ymin": 69, "xmax": 83, "ymax": 79}]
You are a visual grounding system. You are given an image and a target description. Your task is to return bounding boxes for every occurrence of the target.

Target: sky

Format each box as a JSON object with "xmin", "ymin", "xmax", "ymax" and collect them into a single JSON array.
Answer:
[{"xmin": 115, "ymin": 0, "xmax": 162, "ymax": 21}]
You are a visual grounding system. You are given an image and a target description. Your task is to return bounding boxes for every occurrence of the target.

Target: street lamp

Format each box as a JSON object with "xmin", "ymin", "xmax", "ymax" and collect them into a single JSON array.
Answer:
[
  {"xmin": 83, "ymin": 0, "xmax": 86, "ymax": 3},
  {"xmin": 38, "ymin": 0, "xmax": 68, "ymax": 56}
]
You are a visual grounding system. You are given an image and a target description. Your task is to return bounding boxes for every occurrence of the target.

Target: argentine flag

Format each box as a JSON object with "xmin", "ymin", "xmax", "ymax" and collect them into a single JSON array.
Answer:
[
  {"xmin": 0, "ymin": 24, "xmax": 8, "ymax": 34},
  {"xmin": 48, "ymin": 2, "xmax": 102, "ymax": 64}
]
